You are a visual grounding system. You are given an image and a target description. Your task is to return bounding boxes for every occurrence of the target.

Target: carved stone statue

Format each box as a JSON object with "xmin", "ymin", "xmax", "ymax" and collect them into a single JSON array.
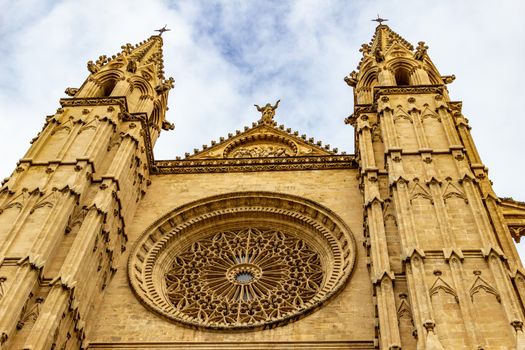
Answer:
[
  {"xmin": 87, "ymin": 60, "xmax": 99, "ymax": 74},
  {"xmin": 441, "ymin": 74, "xmax": 456, "ymax": 84},
  {"xmin": 373, "ymin": 48, "xmax": 385, "ymax": 63},
  {"xmin": 254, "ymin": 99, "xmax": 280, "ymax": 123},
  {"xmin": 126, "ymin": 59, "xmax": 137, "ymax": 73},
  {"xmin": 162, "ymin": 120, "xmax": 175, "ymax": 131},
  {"xmin": 414, "ymin": 41, "xmax": 428, "ymax": 61},
  {"xmin": 155, "ymin": 77, "xmax": 175, "ymax": 93},
  {"xmin": 344, "ymin": 71, "xmax": 358, "ymax": 87},
  {"xmin": 64, "ymin": 87, "xmax": 79, "ymax": 97}
]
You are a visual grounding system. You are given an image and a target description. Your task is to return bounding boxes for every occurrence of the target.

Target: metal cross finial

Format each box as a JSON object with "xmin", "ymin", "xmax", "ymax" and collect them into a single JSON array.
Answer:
[
  {"xmin": 155, "ymin": 25, "xmax": 171, "ymax": 36},
  {"xmin": 371, "ymin": 14, "xmax": 388, "ymax": 26}
]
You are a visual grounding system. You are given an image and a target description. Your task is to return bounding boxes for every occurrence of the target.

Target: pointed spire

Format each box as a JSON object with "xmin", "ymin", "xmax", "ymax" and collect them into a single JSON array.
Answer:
[
  {"xmin": 368, "ymin": 24, "xmax": 414, "ymax": 54},
  {"xmin": 86, "ymin": 33, "xmax": 169, "ymax": 84}
]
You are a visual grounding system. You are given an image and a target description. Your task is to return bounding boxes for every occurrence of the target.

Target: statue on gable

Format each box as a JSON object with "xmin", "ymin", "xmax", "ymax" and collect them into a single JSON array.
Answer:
[{"xmin": 254, "ymin": 99, "xmax": 280, "ymax": 124}]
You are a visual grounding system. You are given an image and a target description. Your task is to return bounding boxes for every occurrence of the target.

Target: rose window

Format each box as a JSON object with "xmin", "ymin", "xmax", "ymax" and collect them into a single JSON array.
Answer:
[
  {"xmin": 164, "ymin": 228, "xmax": 323, "ymax": 325},
  {"xmin": 128, "ymin": 192, "xmax": 356, "ymax": 330}
]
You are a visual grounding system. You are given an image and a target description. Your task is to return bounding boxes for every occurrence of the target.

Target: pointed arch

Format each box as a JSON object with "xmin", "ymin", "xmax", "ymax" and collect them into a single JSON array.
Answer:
[
  {"xmin": 128, "ymin": 76, "xmax": 155, "ymax": 97},
  {"xmin": 92, "ymin": 69, "xmax": 125, "ymax": 97},
  {"xmin": 127, "ymin": 76, "xmax": 155, "ymax": 112},
  {"xmin": 470, "ymin": 275, "xmax": 501, "ymax": 303},
  {"xmin": 420, "ymin": 104, "xmax": 441, "ymax": 122},
  {"xmin": 385, "ymin": 58, "xmax": 418, "ymax": 86},
  {"xmin": 442, "ymin": 181, "xmax": 468, "ymax": 204},
  {"xmin": 393, "ymin": 105, "xmax": 413, "ymax": 123},
  {"xmin": 356, "ymin": 67, "xmax": 378, "ymax": 89},
  {"xmin": 429, "ymin": 276, "xmax": 459, "ymax": 302}
]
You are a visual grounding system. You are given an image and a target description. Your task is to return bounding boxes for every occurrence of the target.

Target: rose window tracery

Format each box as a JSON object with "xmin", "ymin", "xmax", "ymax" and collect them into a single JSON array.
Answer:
[
  {"xmin": 164, "ymin": 228, "xmax": 323, "ymax": 325},
  {"xmin": 128, "ymin": 192, "xmax": 356, "ymax": 330}
]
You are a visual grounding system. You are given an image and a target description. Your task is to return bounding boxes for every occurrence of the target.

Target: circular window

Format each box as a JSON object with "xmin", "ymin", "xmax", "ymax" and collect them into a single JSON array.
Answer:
[{"xmin": 128, "ymin": 192, "xmax": 355, "ymax": 330}]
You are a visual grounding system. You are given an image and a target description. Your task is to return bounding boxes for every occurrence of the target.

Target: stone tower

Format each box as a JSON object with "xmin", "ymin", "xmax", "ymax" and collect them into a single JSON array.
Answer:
[
  {"xmin": 1, "ymin": 25, "xmax": 525, "ymax": 350},
  {"xmin": 0, "ymin": 34, "xmax": 174, "ymax": 349},
  {"xmin": 345, "ymin": 24, "xmax": 525, "ymax": 349}
]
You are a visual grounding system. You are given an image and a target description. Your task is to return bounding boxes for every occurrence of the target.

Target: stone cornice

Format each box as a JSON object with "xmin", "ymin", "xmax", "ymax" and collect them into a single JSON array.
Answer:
[
  {"xmin": 373, "ymin": 85, "xmax": 444, "ymax": 102},
  {"xmin": 60, "ymin": 96, "xmax": 129, "ymax": 111},
  {"xmin": 152, "ymin": 155, "xmax": 357, "ymax": 174}
]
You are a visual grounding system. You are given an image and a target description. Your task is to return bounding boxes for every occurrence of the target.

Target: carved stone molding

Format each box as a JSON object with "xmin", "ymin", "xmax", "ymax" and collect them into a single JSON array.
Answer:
[
  {"xmin": 59, "ymin": 97, "xmax": 128, "ymax": 111},
  {"xmin": 223, "ymin": 133, "xmax": 298, "ymax": 158},
  {"xmin": 373, "ymin": 85, "xmax": 444, "ymax": 102},
  {"xmin": 230, "ymin": 145, "xmax": 292, "ymax": 158},
  {"xmin": 128, "ymin": 192, "xmax": 356, "ymax": 330},
  {"xmin": 152, "ymin": 155, "xmax": 357, "ymax": 174}
]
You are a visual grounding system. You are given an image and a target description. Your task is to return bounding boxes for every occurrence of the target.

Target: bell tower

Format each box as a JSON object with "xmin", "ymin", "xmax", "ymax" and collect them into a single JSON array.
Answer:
[
  {"xmin": 346, "ymin": 24, "xmax": 525, "ymax": 349},
  {"xmin": 0, "ymin": 33, "xmax": 173, "ymax": 349}
]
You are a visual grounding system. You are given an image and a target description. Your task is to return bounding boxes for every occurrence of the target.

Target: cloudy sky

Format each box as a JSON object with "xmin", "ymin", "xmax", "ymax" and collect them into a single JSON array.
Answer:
[{"xmin": 1, "ymin": 0, "xmax": 525, "ymax": 254}]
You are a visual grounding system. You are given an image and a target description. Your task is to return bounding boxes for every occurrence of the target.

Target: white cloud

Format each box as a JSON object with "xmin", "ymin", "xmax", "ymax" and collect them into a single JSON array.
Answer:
[{"xmin": 1, "ymin": 0, "xmax": 525, "ymax": 256}]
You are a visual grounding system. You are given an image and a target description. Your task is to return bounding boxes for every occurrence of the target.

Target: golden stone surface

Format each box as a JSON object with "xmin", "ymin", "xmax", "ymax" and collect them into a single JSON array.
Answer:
[{"xmin": 0, "ymin": 24, "xmax": 525, "ymax": 350}]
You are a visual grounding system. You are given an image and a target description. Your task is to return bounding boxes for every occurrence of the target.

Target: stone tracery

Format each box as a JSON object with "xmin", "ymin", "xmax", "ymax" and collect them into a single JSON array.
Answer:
[{"xmin": 164, "ymin": 228, "xmax": 323, "ymax": 325}]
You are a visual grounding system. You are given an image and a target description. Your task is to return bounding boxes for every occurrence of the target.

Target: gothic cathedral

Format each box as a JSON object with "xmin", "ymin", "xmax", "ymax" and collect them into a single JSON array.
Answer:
[{"xmin": 1, "ymin": 24, "xmax": 525, "ymax": 350}]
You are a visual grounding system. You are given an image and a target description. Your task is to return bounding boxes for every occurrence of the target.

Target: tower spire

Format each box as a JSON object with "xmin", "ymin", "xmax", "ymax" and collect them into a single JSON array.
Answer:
[
  {"xmin": 367, "ymin": 23, "xmax": 413, "ymax": 54},
  {"xmin": 345, "ymin": 23, "xmax": 449, "ymax": 105},
  {"xmin": 86, "ymin": 33, "xmax": 169, "ymax": 85},
  {"xmin": 71, "ymin": 32, "xmax": 175, "ymax": 142}
]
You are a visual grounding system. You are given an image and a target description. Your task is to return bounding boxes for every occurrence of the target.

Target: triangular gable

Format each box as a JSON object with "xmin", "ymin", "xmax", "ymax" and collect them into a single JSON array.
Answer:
[
  {"xmin": 383, "ymin": 42, "xmax": 414, "ymax": 60},
  {"xmin": 184, "ymin": 105, "xmax": 339, "ymax": 160}
]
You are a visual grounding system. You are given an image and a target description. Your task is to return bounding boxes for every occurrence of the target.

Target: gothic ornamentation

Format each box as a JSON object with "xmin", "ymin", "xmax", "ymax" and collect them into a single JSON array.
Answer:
[
  {"xmin": 429, "ymin": 270, "xmax": 459, "ymax": 303},
  {"xmin": 344, "ymin": 71, "xmax": 358, "ymax": 87},
  {"xmin": 128, "ymin": 192, "xmax": 356, "ymax": 330},
  {"xmin": 64, "ymin": 88, "xmax": 79, "ymax": 97},
  {"xmin": 469, "ymin": 270, "xmax": 501, "ymax": 303},
  {"xmin": 86, "ymin": 55, "xmax": 108, "ymax": 73},
  {"xmin": 373, "ymin": 86, "xmax": 444, "ymax": 102},
  {"xmin": 17, "ymin": 297, "xmax": 44, "ymax": 330},
  {"xmin": 161, "ymin": 120, "xmax": 175, "ymax": 131},
  {"xmin": 414, "ymin": 41, "xmax": 428, "ymax": 61},
  {"xmin": 221, "ymin": 133, "xmax": 298, "ymax": 158},
  {"xmin": 230, "ymin": 145, "xmax": 292, "ymax": 158},
  {"xmin": 254, "ymin": 100, "xmax": 280, "ymax": 124},
  {"xmin": 441, "ymin": 75, "xmax": 456, "ymax": 84},
  {"xmin": 152, "ymin": 155, "xmax": 357, "ymax": 174},
  {"xmin": 397, "ymin": 293, "xmax": 414, "ymax": 323},
  {"xmin": 0, "ymin": 277, "xmax": 6, "ymax": 299},
  {"xmin": 165, "ymin": 228, "xmax": 323, "ymax": 326},
  {"xmin": 60, "ymin": 97, "xmax": 127, "ymax": 111},
  {"xmin": 155, "ymin": 77, "xmax": 175, "ymax": 93}
]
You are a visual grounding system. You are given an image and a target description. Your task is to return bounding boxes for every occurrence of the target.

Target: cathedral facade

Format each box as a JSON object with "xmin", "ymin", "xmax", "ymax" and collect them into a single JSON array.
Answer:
[{"xmin": 1, "ymin": 24, "xmax": 525, "ymax": 350}]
